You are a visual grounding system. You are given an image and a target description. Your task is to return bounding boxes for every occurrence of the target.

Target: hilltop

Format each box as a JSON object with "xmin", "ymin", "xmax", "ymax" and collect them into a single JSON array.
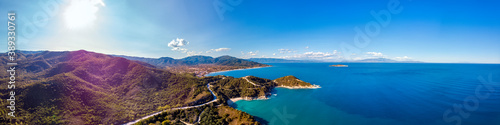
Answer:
[{"xmin": 274, "ymin": 75, "xmax": 321, "ymax": 89}]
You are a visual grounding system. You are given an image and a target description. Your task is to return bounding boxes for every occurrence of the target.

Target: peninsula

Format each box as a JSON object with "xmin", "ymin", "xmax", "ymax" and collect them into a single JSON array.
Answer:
[{"xmin": 133, "ymin": 75, "xmax": 319, "ymax": 125}]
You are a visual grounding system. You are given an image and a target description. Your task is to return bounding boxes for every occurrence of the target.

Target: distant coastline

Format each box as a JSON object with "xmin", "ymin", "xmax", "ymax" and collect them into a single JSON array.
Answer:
[{"xmin": 204, "ymin": 65, "xmax": 272, "ymax": 76}]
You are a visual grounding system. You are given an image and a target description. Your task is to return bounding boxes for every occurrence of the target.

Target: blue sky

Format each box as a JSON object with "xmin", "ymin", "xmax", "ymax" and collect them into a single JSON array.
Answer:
[{"xmin": 1, "ymin": 0, "xmax": 499, "ymax": 63}]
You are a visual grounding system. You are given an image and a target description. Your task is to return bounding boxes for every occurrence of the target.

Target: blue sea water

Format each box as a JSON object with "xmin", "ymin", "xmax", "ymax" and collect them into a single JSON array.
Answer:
[{"xmin": 208, "ymin": 63, "xmax": 500, "ymax": 125}]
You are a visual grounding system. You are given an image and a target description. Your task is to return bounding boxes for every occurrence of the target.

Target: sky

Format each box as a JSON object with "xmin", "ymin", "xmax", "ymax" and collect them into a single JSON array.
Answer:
[{"xmin": 1, "ymin": 0, "xmax": 499, "ymax": 63}]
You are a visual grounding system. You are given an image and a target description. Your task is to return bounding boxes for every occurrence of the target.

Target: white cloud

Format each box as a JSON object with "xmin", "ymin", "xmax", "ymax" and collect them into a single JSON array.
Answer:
[
  {"xmin": 344, "ymin": 52, "xmax": 386, "ymax": 61},
  {"xmin": 278, "ymin": 49, "xmax": 297, "ymax": 54},
  {"xmin": 305, "ymin": 46, "xmax": 309, "ymax": 49},
  {"xmin": 240, "ymin": 51, "xmax": 259, "ymax": 58},
  {"xmin": 352, "ymin": 57, "xmax": 363, "ymax": 60},
  {"xmin": 303, "ymin": 51, "xmax": 333, "ymax": 58},
  {"xmin": 172, "ymin": 47, "xmax": 187, "ymax": 52},
  {"xmin": 214, "ymin": 48, "xmax": 231, "ymax": 52},
  {"xmin": 168, "ymin": 38, "xmax": 189, "ymax": 47},
  {"xmin": 394, "ymin": 56, "xmax": 412, "ymax": 61},
  {"xmin": 168, "ymin": 38, "xmax": 189, "ymax": 52},
  {"xmin": 273, "ymin": 53, "xmax": 276, "ymax": 55},
  {"xmin": 186, "ymin": 51, "xmax": 204, "ymax": 56},
  {"xmin": 333, "ymin": 50, "xmax": 339, "ymax": 54},
  {"xmin": 187, "ymin": 51, "xmax": 195, "ymax": 56},
  {"xmin": 282, "ymin": 50, "xmax": 343, "ymax": 60},
  {"xmin": 340, "ymin": 51, "xmax": 416, "ymax": 62},
  {"xmin": 366, "ymin": 52, "xmax": 384, "ymax": 57},
  {"xmin": 248, "ymin": 51, "xmax": 258, "ymax": 56},
  {"xmin": 206, "ymin": 48, "xmax": 231, "ymax": 53}
]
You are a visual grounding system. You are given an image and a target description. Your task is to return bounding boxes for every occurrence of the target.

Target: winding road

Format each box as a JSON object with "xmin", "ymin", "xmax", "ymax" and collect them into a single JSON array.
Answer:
[
  {"xmin": 124, "ymin": 80, "xmax": 219, "ymax": 125},
  {"xmin": 243, "ymin": 76, "xmax": 261, "ymax": 87}
]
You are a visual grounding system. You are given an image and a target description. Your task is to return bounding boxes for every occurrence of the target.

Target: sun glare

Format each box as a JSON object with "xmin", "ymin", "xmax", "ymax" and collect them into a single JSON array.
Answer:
[{"xmin": 63, "ymin": 0, "xmax": 105, "ymax": 29}]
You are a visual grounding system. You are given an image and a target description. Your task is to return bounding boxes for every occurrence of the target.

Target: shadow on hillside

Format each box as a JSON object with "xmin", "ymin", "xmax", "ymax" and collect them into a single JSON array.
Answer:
[{"xmin": 253, "ymin": 116, "xmax": 269, "ymax": 125}]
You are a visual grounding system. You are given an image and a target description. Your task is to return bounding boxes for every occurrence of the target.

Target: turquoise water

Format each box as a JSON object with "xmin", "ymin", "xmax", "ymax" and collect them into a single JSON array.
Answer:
[{"xmin": 208, "ymin": 63, "xmax": 500, "ymax": 125}]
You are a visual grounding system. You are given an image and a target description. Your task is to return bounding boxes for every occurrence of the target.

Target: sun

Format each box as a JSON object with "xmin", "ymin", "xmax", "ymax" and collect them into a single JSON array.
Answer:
[{"xmin": 63, "ymin": 0, "xmax": 105, "ymax": 29}]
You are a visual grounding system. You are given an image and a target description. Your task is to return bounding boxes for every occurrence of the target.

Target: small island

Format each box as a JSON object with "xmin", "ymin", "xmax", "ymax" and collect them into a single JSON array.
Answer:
[
  {"xmin": 274, "ymin": 75, "xmax": 321, "ymax": 89},
  {"xmin": 330, "ymin": 64, "xmax": 348, "ymax": 67}
]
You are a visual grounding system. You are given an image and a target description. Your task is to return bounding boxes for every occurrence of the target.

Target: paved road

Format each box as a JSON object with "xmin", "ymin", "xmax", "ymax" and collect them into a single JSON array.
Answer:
[
  {"xmin": 124, "ymin": 82, "xmax": 219, "ymax": 125},
  {"xmin": 243, "ymin": 76, "xmax": 261, "ymax": 87},
  {"xmin": 196, "ymin": 109, "xmax": 205, "ymax": 123}
]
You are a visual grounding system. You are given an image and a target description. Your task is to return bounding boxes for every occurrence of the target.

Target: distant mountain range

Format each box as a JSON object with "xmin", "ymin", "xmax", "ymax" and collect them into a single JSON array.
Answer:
[
  {"xmin": 113, "ymin": 55, "xmax": 268, "ymax": 68},
  {"xmin": 9, "ymin": 51, "xmax": 422, "ymax": 64},
  {"xmin": 247, "ymin": 58, "xmax": 322, "ymax": 63},
  {"xmin": 349, "ymin": 58, "xmax": 422, "ymax": 63},
  {"xmin": 247, "ymin": 57, "xmax": 422, "ymax": 63},
  {"xmin": 10, "ymin": 50, "xmax": 268, "ymax": 68}
]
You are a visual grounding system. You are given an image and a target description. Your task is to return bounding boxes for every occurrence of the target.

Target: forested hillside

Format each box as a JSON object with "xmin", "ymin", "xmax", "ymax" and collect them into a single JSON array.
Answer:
[{"xmin": 0, "ymin": 50, "xmax": 213, "ymax": 124}]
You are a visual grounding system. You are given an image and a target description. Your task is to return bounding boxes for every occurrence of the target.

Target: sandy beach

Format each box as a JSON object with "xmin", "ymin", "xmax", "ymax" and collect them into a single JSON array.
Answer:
[
  {"xmin": 227, "ymin": 96, "xmax": 269, "ymax": 105},
  {"xmin": 204, "ymin": 66, "xmax": 271, "ymax": 76}
]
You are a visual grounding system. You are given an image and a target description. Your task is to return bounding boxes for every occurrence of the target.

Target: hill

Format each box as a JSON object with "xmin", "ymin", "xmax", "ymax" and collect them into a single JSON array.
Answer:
[
  {"xmin": 135, "ymin": 75, "xmax": 317, "ymax": 125},
  {"xmin": 0, "ymin": 50, "xmax": 215, "ymax": 124},
  {"xmin": 114, "ymin": 55, "xmax": 269, "ymax": 76},
  {"xmin": 273, "ymin": 75, "xmax": 320, "ymax": 88},
  {"xmin": 0, "ymin": 50, "xmax": 316, "ymax": 125},
  {"xmin": 114, "ymin": 55, "xmax": 268, "ymax": 67}
]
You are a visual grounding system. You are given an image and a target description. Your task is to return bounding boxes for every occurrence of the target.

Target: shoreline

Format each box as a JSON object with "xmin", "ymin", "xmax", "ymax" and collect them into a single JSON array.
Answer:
[
  {"xmin": 201, "ymin": 65, "xmax": 272, "ymax": 77},
  {"xmin": 206, "ymin": 65, "xmax": 321, "ymax": 106},
  {"xmin": 227, "ymin": 96, "xmax": 269, "ymax": 105},
  {"xmin": 227, "ymin": 84, "xmax": 320, "ymax": 105},
  {"xmin": 275, "ymin": 85, "xmax": 321, "ymax": 89},
  {"xmin": 209, "ymin": 65, "xmax": 271, "ymax": 75},
  {"xmin": 204, "ymin": 65, "xmax": 272, "ymax": 76}
]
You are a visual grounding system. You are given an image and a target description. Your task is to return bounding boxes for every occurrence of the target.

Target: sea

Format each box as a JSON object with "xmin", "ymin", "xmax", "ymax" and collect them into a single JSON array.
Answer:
[{"xmin": 207, "ymin": 63, "xmax": 500, "ymax": 125}]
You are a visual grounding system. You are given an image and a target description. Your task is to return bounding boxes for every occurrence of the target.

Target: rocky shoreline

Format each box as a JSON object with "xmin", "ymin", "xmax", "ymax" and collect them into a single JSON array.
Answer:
[
  {"xmin": 227, "ymin": 84, "xmax": 320, "ymax": 105},
  {"xmin": 275, "ymin": 84, "xmax": 321, "ymax": 89}
]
